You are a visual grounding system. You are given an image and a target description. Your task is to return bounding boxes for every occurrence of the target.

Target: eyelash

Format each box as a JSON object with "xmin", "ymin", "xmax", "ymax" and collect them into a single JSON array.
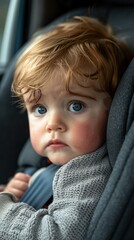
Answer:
[
  {"xmin": 68, "ymin": 100, "xmax": 86, "ymax": 113},
  {"xmin": 30, "ymin": 100, "xmax": 87, "ymax": 116},
  {"xmin": 31, "ymin": 104, "xmax": 46, "ymax": 115}
]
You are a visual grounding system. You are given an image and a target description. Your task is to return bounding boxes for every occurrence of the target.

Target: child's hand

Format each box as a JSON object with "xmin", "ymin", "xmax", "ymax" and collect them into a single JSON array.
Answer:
[
  {"xmin": 0, "ymin": 184, "xmax": 6, "ymax": 192},
  {"xmin": 4, "ymin": 173, "xmax": 31, "ymax": 201}
]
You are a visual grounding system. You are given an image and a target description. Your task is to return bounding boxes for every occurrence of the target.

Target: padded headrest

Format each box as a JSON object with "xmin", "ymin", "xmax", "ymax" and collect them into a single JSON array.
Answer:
[
  {"xmin": 107, "ymin": 58, "xmax": 134, "ymax": 167},
  {"xmin": 103, "ymin": 0, "xmax": 134, "ymax": 4},
  {"xmin": 90, "ymin": 5, "xmax": 134, "ymax": 53},
  {"xmin": 89, "ymin": 4, "xmax": 134, "ymax": 167}
]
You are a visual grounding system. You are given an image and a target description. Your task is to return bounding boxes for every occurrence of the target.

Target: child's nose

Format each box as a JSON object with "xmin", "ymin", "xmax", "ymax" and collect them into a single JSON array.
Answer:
[{"xmin": 46, "ymin": 112, "xmax": 66, "ymax": 132}]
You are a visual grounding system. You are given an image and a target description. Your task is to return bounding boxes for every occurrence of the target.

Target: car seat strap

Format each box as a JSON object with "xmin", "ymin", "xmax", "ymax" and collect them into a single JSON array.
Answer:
[{"xmin": 20, "ymin": 164, "xmax": 60, "ymax": 209}]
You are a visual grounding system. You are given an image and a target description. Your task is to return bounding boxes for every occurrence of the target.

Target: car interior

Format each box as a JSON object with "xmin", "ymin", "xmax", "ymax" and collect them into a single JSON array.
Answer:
[{"xmin": 0, "ymin": 0, "xmax": 134, "ymax": 239}]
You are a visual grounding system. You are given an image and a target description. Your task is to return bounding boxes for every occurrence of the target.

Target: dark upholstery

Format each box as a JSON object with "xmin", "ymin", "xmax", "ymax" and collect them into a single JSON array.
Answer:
[
  {"xmin": 88, "ymin": 1, "xmax": 134, "ymax": 166},
  {"xmin": 87, "ymin": 58, "xmax": 134, "ymax": 240},
  {"xmin": 0, "ymin": 56, "xmax": 29, "ymax": 183},
  {"xmin": 0, "ymin": 1, "xmax": 134, "ymax": 238},
  {"xmin": 90, "ymin": 5, "xmax": 134, "ymax": 53},
  {"xmin": 107, "ymin": 59, "xmax": 134, "ymax": 167},
  {"xmin": 86, "ymin": 3, "xmax": 134, "ymax": 238}
]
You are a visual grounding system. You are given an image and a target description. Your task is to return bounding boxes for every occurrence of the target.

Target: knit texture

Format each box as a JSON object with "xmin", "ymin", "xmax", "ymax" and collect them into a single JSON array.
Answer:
[{"xmin": 0, "ymin": 145, "xmax": 111, "ymax": 240}]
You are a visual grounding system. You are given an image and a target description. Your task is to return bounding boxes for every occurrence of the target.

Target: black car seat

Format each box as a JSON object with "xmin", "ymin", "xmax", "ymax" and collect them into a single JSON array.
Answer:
[
  {"xmin": 19, "ymin": 3, "xmax": 134, "ymax": 240},
  {"xmin": 0, "ymin": 0, "xmax": 134, "ymax": 239},
  {"xmin": 20, "ymin": 3, "xmax": 134, "ymax": 238},
  {"xmin": 87, "ymin": 58, "xmax": 134, "ymax": 240},
  {"xmin": 87, "ymin": 1, "xmax": 134, "ymax": 239}
]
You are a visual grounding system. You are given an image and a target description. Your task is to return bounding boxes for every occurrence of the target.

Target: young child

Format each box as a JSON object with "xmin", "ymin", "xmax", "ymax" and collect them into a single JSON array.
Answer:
[{"xmin": 0, "ymin": 16, "xmax": 132, "ymax": 239}]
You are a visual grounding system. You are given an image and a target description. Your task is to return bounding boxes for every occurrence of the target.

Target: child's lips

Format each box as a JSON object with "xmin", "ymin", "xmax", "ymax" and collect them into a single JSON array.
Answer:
[{"xmin": 47, "ymin": 140, "xmax": 68, "ymax": 149}]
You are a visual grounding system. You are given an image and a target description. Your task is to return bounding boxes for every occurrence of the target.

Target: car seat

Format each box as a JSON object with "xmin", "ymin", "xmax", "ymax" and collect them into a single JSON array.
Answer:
[
  {"xmin": 87, "ymin": 58, "xmax": 134, "ymax": 240},
  {"xmin": 0, "ymin": 0, "xmax": 134, "ymax": 239},
  {"xmin": 19, "ymin": 3, "xmax": 134, "ymax": 239}
]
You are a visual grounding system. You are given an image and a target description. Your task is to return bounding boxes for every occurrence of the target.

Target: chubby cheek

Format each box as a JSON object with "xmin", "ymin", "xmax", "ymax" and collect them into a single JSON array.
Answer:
[
  {"xmin": 29, "ymin": 126, "xmax": 44, "ymax": 156},
  {"xmin": 70, "ymin": 119, "xmax": 107, "ymax": 154}
]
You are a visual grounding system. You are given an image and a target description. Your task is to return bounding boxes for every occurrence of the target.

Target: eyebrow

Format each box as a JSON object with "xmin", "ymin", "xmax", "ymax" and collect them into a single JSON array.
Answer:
[{"xmin": 67, "ymin": 89, "xmax": 98, "ymax": 101}]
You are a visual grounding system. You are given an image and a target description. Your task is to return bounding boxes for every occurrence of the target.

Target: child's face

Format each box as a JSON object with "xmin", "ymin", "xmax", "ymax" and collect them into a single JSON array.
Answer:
[{"xmin": 24, "ymin": 69, "xmax": 112, "ymax": 165}]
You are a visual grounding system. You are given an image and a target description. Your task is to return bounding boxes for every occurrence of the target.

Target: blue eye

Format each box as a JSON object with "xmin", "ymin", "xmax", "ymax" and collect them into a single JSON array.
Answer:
[
  {"xmin": 68, "ymin": 101, "xmax": 84, "ymax": 112},
  {"xmin": 34, "ymin": 105, "xmax": 47, "ymax": 115}
]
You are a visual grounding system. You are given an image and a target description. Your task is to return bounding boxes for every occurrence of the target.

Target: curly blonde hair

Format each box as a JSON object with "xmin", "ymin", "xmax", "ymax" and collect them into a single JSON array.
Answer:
[{"xmin": 12, "ymin": 16, "xmax": 132, "ymax": 105}]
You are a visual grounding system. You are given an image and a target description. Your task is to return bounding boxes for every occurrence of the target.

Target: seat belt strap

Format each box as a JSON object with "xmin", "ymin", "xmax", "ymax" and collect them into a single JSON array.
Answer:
[{"xmin": 20, "ymin": 164, "xmax": 60, "ymax": 209}]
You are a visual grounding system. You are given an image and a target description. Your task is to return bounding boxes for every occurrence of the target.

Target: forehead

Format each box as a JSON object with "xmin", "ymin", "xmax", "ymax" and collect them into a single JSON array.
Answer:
[
  {"xmin": 46, "ymin": 62, "xmax": 99, "ymax": 87},
  {"xmin": 23, "ymin": 62, "xmax": 104, "ymax": 104},
  {"xmin": 41, "ymin": 68, "xmax": 100, "ymax": 95}
]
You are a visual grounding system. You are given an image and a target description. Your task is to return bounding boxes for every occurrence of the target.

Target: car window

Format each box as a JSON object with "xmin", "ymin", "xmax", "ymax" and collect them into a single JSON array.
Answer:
[
  {"xmin": 0, "ymin": 0, "xmax": 26, "ymax": 75},
  {"xmin": 0, "ymin": 0, "xmax": 10, "ymax": 70},
  {"xmin": 0, "ymin": 0, "xmax": 10, "ymax": 49}
]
